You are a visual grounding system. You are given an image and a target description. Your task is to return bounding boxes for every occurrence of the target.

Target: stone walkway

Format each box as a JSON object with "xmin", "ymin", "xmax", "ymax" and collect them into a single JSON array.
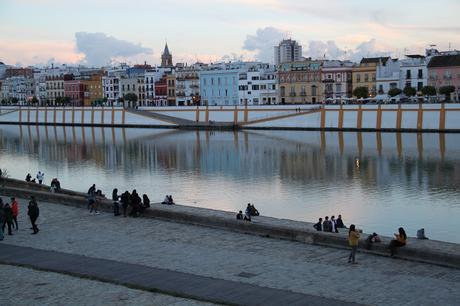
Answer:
[
  {"xmin": 1, "ymin": 198, "xmax": 460, "ymax": 305},
  {"xmin": 0, "ymin": 265, "xmax": 215, "ymax": 306},
  {"xmin": 0, "ymin": 244, "xmax": 360, "ymax": 306}
]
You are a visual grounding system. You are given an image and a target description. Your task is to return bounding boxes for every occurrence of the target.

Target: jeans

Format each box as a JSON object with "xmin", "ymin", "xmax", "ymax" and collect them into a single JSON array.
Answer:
[
  {"xmin": 30, "ymin": 217, "xmax": 39, "ymax": 233},
  {"xmin": 12, "ymin": 216, "xmax": 18, "ymax": 230},
  {"xmin": 348, "ymin": 246, "xmax": 357, "ymax": 263}
]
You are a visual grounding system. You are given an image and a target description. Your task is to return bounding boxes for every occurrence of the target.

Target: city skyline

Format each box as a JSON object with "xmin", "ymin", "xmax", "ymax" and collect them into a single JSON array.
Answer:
[{"xmin": 1, "ymin": 0, "xmax": 460, "ymax": 67}]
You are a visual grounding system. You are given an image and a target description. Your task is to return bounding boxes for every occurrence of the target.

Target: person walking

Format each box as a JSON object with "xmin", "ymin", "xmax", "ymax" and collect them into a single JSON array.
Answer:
[
  {"xmin": 3, "ymin": 203, "xmax": 13, "ymax": 236},
  {"xmin": 11, "ymin": 197, "xmax": 18, "ymax": 230},
  {"xmin": 87, "ymin": 184, "xmax": 97, "ymax": 214},
  {"xmin": 27, "ymin": 196, "xmax": 40, "ymax": 234},
  {"xmin": 348, "ymin": 224, "xmax": 360, "ymax": 264},
  {"xmin": 0, "ymin": 202, "xmax": 5, "ymax": 240}
]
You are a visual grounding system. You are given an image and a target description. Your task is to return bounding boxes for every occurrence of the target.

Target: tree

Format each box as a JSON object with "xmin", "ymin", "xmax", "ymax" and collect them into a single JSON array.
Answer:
[
  {"xmin": 439, "ymin": 86, "xmax": 456, "ymax": 102},
  {"xmin": 62, "ymin": 97, "xmax": 71, "ymax": 105},
  {"xmin": 353, "ymin": 86, "xmax": 369, "ymax": 99},
  {"xmin": 31, "ymin": 96, "xmax": 39, "ymax": 105},
  {"xmin": 11, "ymin": 97, "xmax": 19, "ymax": 104},
  {"xmin": 124, "ymin": 93, "xmax": 138, "ymax": 108},
  {"xmin": 403, "ymin": 87, "xmax": 416, "ymax": 97},
  {"xmin": 421, "ymin": 86, "xmax": 436, "ymax": 96},
  {"xmin": 388, "ymin": 88, "xmax": 402, "ymax": 97}
]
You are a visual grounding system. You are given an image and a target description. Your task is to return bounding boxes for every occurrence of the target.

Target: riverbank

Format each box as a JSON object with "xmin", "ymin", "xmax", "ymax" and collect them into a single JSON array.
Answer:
[
  {"xmin": 1, "ymin": 177, "xmax": 459, "ymax": 269},
  {"xmin": 1, "ymin": 193, "xmax": 459, "ymax": 306}
]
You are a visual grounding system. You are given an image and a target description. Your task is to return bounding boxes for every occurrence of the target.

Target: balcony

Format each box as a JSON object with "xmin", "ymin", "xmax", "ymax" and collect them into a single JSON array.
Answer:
[
  {"xmin": 300, "ymin": 92, "xmax": 307, "ymax": 96},
  {"xmin": 289, "ymin": 92, "xmax": 297, "ymax": 97}
]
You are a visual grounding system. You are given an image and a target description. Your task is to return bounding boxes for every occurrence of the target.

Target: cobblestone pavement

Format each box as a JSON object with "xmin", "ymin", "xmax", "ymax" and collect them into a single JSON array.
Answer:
[
  {"xmin": 0, "ymin": 265, "xmax": 216, "ymax": 306},
  {"xmin": 2, "ymin": 198, "xmax": 460, "ymax": 306}
]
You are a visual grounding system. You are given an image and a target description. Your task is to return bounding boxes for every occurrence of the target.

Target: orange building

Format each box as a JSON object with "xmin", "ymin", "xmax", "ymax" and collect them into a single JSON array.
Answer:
[{"xmin": 83, "ymin": 74, "xmax": 103, "ymax": 106}]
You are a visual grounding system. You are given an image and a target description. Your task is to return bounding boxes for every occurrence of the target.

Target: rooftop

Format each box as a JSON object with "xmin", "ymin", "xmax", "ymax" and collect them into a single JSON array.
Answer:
[{"xmin": 428, "ymin": 54, "xmax": 460, "ymax": 68}]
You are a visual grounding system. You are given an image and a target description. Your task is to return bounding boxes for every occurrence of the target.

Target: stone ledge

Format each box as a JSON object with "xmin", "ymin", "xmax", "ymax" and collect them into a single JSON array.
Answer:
[{"xmin": 1, "ymin": 178, "xmax": 459, "ymax": 269}]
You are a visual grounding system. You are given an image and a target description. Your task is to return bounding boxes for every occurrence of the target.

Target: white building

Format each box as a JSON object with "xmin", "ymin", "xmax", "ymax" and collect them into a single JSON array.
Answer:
[
  {"xmin": 399, "ymin": 55, "xmax": 428, "ymax": 92},
  {"xmin": 102, "ymin": 75, "xmax": 121, "ymax": 105},
  {"xmin": 274, "ymin": 39, "xmax": 303, "ymax": 65},
  {"xmin": 1, "ymin": 76, "xmax": 35, "ymax": 103},
  {"xmin": 175, "ymin": 63, "xmax": 204, "ymax": 106},
  {"xmin": 144, "ymin": 67, "xmax": 171, "ymax": 105},
  {"xmin": 0, "ymin": 62, "xmax": 7, "ymax": 79},
  {"xmin": 238, "ymin": 63, "xmax": 277, "ymax": 105},
  {"xmin": 376, "ymin": 57, "xmax": 401, "ymax": 98}
]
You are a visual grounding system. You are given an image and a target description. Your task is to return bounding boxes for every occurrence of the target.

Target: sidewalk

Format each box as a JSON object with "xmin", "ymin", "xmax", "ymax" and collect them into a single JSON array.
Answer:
[{"xmin": 0, "ymin": 244, "xmax": 361, "ymax": 306}]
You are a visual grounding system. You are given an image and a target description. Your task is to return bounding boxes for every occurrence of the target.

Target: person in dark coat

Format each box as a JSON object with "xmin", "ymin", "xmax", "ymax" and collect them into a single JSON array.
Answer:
[
  {"xmin": 2, "ymin": 203, "xmax": 13, "ymax": 235},
  {"xmin": 120, "ymin": 191, "xmax": 130, "ymax": 217},
  {"xmin": 27, "ymin": 196, "xmax": 40, "ymax": 234},
  {"xmin": 25, "ymin": 173, "xmax": 32, "ymax": 182},
  {"xmin": 313, "ymin": 218, "xmax": 323, "ymax": 231},
  {"xmin": 0, "ymin": 203, "xmax": 4, "ymax": 240},
  {"xmin": 129, "ymin": 190, "xmax": 141, "ymax": 217},
  {"xmin": 112, "ymin": 188, "xmax": 120, "ymax": 216},
  {"xmin": 142, "ymin": 194, "xmax": 150, "ymax": 209}
]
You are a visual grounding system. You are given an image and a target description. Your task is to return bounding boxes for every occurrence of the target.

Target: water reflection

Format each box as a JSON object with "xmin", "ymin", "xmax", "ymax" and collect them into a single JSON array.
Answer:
[{"xmin": 0, "ymin": 125, "xmax": 459, "ymax": 243}]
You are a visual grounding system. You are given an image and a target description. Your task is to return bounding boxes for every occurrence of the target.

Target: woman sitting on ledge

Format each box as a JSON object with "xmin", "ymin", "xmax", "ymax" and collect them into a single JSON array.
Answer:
[{"xmin": 389, "ymin": 227, "xmax": 407, "ymax": 257}]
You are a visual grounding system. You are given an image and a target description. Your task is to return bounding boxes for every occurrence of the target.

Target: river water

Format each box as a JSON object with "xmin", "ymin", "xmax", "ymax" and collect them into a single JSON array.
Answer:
[{"xmin": 0, "ymin": 125, "xmax": 459, "ymax": 243}]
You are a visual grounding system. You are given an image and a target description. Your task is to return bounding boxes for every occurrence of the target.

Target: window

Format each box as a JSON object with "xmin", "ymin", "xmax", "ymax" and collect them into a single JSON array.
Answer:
[
  {"xmin": 280, "ymin": 86, "xmax": 285, "ymax": 97},
  {"xmin": 336, "ymin": 84, "xmax": 341, "ymax": 93},
  {"xmin": 406, "ymin": 70, "xmax": 411, "ymax": 79},
  {"xmin": 218, "ymin": 77, "xmax": 221, "ymax": 85},
  {"xmin": 311, "ymin": 85, "xmax": 317, "ymax": 96},
  {"xmin": 252, "ymin": 85, "xmax": 259, "ymax": 90},
  {"xmin": 251, "ymin": 76, "xmax": 259, "ymax": 80},
  {"xmin": 390, "ymin": 83, "xmax": 397, "ymax": 89},
  {"xmin": 417, "ymin": 82, "xmax": 423, "ymax": 91},
  {"xmin": 418, "ymin": 69, "xmax": 423, "ymax": 79},
  {"xmin": 357, "ymin": 74, "xmax": 361, "ymax": 83}
]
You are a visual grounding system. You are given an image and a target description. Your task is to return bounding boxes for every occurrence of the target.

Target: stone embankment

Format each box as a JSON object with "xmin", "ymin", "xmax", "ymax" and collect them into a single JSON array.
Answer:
[{"xmin": 1, "ymin": 177, "xmax": 459, "ymax": 269}]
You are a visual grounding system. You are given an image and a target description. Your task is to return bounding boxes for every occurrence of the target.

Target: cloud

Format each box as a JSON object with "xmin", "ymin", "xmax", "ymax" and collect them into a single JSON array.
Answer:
[
  {"xmin": 305, "ymin": 39, "xmax": 389, "ymax": 62},
  {"xmin": 75, "ymin": 32, "xmax": 153, "ymax": 66},
  {"xmin": 243, "ymin": 27, "xmax": 289, "ymax": 63}
]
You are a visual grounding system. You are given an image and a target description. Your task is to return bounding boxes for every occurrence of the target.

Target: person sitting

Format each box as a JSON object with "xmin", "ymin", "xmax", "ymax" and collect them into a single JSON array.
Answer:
[
  {"xmin": 417, "ymin": 228, "xmax": 429, "ymax": 240},
  {"xmin": 313, "ymin": 218, "xmax": 323, "ymax": 231},
  {"xmin": 250, "ymin": 204, "xmax": 259, "ymax": 216},
  {"xmin": 364, "ymin": 232, "xmax": 381, "ymax": 250},
  {"xmin": 25, "ymin": 173, "xmax": 32, "ymax": 182},
  {"xmin": 168, "ymin": 195, "xmax": 175, "ymax": 205},
  {"xmin": 236, "ymin": 210, "xmax": 243, "ymax": 220},
  {"xmin": 389, "ymin": 227, "xmax": 407, "ymax": 257},
  {"xmin": 50, "ymin": 178, "xmax": 61, "ymax": 193},
  {"xmin": 243, "ymin": 211, "xmax": 251, "ymax": 222},
  {"xmin": 142, "ymin": 194, "xmax": 150, "ymax": 209},
  {"xmin": 336, "ymin": 214, "xmax": 347, "ymax": 228},
  {"xmin": 31, "ymin": 178, "xmax": 36, "ymax": 183},
  {"xmin": 245, "ymin": 203, "xmax": 252, "ymax": 216},
  {"xmin": 322, "ymin": 216, "xmax": 332, "ymax": 232},
  {"xmin": 161, "ymin": 195, "xmax": 169, "ymax": 205}
]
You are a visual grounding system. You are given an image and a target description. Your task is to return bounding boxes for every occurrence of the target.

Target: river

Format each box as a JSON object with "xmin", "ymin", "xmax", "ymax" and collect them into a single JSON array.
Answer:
[{"xmin": 0, "ymin": 125, "xmax": 459, "ymax": 243}]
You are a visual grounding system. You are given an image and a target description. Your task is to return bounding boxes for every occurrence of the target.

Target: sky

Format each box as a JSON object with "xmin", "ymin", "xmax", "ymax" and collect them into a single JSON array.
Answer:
[{"xmin": 1, "ymin": 0, "xmax": 459, "ymax": 67}]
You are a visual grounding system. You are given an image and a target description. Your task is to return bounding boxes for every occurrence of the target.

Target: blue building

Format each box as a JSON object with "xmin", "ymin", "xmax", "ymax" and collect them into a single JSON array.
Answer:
[{"xmin": 199, "ymin": 63, "xmax": 246, "ymax": 106}]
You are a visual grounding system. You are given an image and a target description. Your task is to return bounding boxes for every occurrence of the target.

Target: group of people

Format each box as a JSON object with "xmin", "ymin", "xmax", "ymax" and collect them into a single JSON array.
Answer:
[
  {"xmin": 25, "ymin": 171, "xmax": 45, "ymax": 185},
  {"xmin": 236, "ymin": 203, "xmax": 259, "ymax": 222},
  {"xmin": 347, "ymin": 225, "xmax": 407, "ymax": 263},
  {"xmin": 313, "ymin": 214, "xmax": 346, "ymax": 233},
  {"xmin": 112, "ymin": 188, "xmax": 151, "ymax": 217},
  {"xmin": 50, "ymin": 178, "xmax": 61, "ymax": 193},
  {"xmin": 0, "ymin": 196, "xmax": 40, "ymax": 240},
  {"xmin": 161, "ymin": 195, "xmax": 175, "ymax": 205}
]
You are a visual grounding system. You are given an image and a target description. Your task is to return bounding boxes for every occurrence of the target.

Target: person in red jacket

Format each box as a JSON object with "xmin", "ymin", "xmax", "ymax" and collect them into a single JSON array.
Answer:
[{"xmin": 11, "ymin": 197, "xmax": 19, "ymax": 230}]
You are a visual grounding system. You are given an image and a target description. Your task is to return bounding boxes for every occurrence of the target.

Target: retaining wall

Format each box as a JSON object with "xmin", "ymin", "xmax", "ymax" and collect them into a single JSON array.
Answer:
[{"xmin": 1, "ymin": 178, "xmax": 459, "ymax": 269}]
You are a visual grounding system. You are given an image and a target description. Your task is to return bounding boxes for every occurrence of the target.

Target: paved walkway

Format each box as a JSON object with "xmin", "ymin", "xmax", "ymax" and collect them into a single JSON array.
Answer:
[
  {"xmin": 0, "ymin": 265, "xmax": 215, "ymax": 306},
  {"xmin": 1, "ymin": 198, "xmax": 460, "ymax": 305},
  {"xmin": 0, "ymin": 244, "xmax": 359, "ymax": 306}
]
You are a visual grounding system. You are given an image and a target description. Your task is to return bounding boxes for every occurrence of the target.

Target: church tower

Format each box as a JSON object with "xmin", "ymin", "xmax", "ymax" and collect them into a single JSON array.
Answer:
[{"xmin": 161, "ymin": 43, "xmax": 173, "ymax": 67}]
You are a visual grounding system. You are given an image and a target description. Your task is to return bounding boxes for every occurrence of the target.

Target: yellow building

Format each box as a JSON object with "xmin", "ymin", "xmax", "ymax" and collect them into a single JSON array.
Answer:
[
  {"xmin": 278, "ymin": 60, "xmax": 323, "ymax": 104},
  {"xmin": 352, "ymin": 57, "xmax": 389, "ymax": 98},
  {"xmin": 83, "ymin": 74, "xmax": 103, "ymax": 106}
]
